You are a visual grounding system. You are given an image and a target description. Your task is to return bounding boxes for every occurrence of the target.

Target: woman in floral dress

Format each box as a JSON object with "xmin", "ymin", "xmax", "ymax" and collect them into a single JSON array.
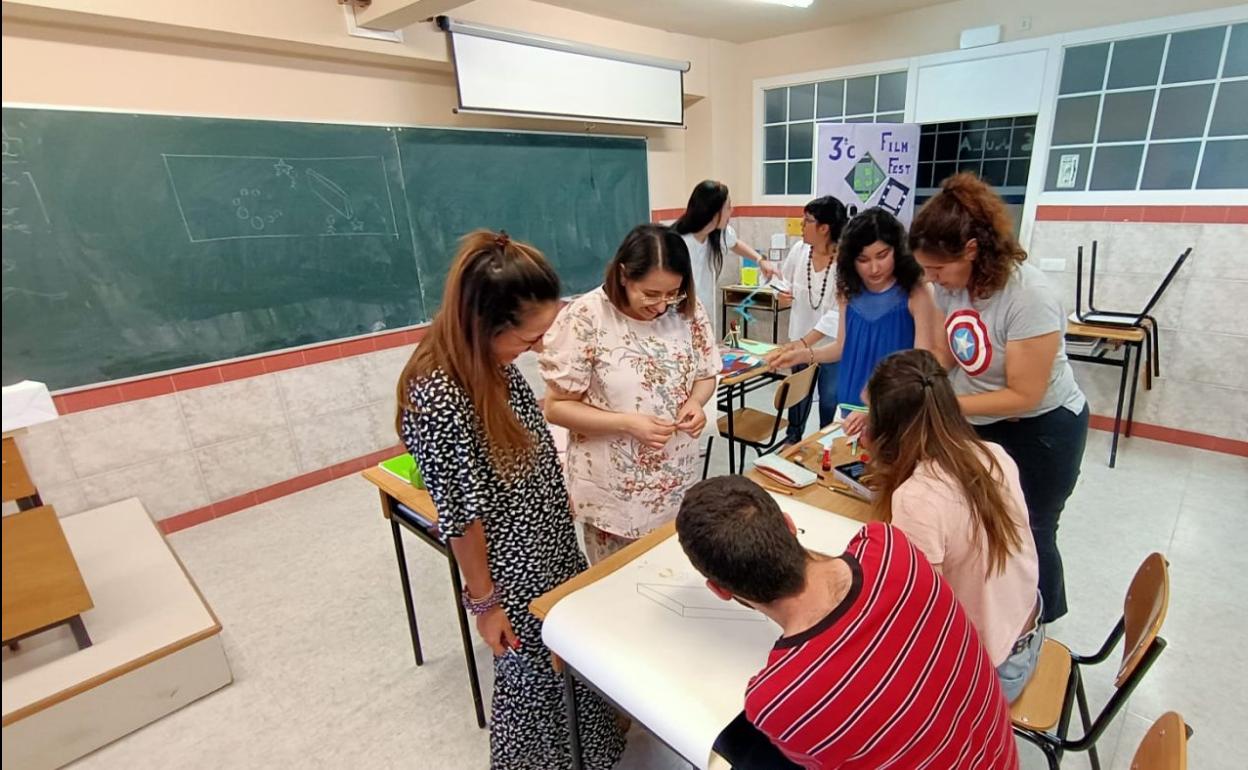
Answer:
[{"xmin": 542, "ymin": 223, "xmax": 720, "ymax": 563}]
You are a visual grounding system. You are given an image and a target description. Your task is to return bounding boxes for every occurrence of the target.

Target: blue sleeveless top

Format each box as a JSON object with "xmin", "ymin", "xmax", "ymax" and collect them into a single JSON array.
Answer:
[{"xmin": 836, "ymin": 283, "xmax": 916, "ymax": 408}]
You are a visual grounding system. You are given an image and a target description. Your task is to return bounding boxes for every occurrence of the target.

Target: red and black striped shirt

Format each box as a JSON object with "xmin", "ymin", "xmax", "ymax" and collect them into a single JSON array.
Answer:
[{"xmin": 744, "ymin": 523, "xmax": 1019, "ymax": 770}]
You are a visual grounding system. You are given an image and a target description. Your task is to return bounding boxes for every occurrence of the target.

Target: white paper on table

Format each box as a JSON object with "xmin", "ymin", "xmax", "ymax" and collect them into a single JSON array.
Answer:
[
  {"xmin": 2, "ymin": 380, "xmax": 58, "ymax": 433},
  {"xmin": 542, "ymin": 495, "xmax": 866, "ymax": 769},
  {"xmin": 817, "ymin": 426, "xmax": 846, "ymax": 448},
  {"xmin": 766, "ymin": 277, "xmax": 791, "ymax": 294}
]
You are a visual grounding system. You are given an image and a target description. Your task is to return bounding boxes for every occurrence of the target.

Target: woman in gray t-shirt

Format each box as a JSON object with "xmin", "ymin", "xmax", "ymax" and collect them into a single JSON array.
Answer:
[{"xmin": 908, "ymin": 173, "xmax": 1088, "ymax": 624}]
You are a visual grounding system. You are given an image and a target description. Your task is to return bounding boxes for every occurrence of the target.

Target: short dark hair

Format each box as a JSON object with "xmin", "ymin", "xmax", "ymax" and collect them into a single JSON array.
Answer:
[
  {"xmin": 804, "ymin": 196, "xmax": 850, "ymax": 243},
  {"xmin": 603, "ymin": 223, "xmax": 695, "ymax": 317},
  {"xmin": 676, "ymin": 476, "xmax": 808, "ymax": 603},
  {"xmin": 835, "ymin": 207, "xmax": 923, "ymax": 299}
]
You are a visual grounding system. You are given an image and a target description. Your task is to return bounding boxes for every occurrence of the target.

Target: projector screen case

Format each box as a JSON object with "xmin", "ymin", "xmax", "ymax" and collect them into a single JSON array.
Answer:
[{"xmin": 437, "ymin": 16, "xmax": 689, "ymax": 127}]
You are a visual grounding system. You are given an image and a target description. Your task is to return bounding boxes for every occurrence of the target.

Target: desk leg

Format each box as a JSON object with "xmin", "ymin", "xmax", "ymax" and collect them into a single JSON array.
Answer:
[
  {"xmin": 564, "ymin": 665, "xmax": 585, "ymax": 770},
  {"xmin": 726, "ymin": 386, "xmax": 738, "ymax": 475},
  {"xmin": 772, "ymin": 307, "xmax": 779, "ymax": 343},
  {"xmin": 68, "ymin": 616, "xmax": 92, "ymax": 650},
  {"xmin": 1125, "ymin": 342, "xmax": 1143, "ymax": 439},
  {"xmin": 389, "ymin": 518, "xmax": 424, "ymax": 666},
  {"xmin": 1108, "ymin": 350, "xmax": 1130, "ymax": 469},
  {"xmin": 447, "ymin": 553, "xmax": 487, "ymax": 729}
]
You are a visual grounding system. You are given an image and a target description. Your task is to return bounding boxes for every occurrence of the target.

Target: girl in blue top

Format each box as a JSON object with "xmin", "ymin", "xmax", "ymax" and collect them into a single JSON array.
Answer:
[{"xmin": 770, "ymin": 208, "xmax": 940, "ymax": 437}]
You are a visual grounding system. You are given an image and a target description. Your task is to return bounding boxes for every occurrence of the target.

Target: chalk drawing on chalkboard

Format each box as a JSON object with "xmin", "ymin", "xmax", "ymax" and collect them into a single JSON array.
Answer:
[
  {"xmin": 637, "ymin": 581, "xmax": 766, "ymax": 622},
  {"xmin": 162, "ymin": 154, "xmax": 400, "ymax": 242},
  {"xmin": 2, "ymin": 258, "xmax": 68, "ymax": 303},
  {"xmin": 2, "ymin": 128, "xmax": 25, "ymax": 160}
]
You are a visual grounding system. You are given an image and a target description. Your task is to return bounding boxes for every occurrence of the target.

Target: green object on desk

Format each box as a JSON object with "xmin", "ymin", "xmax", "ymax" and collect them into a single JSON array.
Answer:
[
  {"xmin": 379, "ymin": 453, "xmax": 425, "ymax": 489},
  {"xmin": 739, "ymin": 339, "xmax": 778, "ymax": 356}
]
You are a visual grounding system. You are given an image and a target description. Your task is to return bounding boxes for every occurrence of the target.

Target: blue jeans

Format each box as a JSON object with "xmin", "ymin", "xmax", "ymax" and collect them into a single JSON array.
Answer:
[
  {"xmin": 785, "ymin": 362, "xmax": 840, "ymax": 445},
  {"xmin": 997, "ymin": 594, "xmax": 1045, "ymax": 703}
]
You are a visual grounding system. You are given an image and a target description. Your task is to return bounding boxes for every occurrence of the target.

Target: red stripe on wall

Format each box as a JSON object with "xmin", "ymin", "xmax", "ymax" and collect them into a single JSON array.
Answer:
[{"xmin": 1088, "ymin": 415, "xmax": 1248, "ymax": 458}]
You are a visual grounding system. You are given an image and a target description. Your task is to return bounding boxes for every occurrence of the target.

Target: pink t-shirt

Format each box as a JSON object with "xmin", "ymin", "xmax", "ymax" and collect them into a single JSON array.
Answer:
[{"xmin": 890, "ymin": 442, "xmax": 1039, "ymax": 665}]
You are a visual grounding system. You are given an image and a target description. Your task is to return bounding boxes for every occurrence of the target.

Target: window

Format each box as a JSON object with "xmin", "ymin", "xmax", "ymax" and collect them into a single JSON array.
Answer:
[
  {"xmin": 1047, "ymin": 22, "xmax": 1248, "ymax": 191},
  {"xmin": 762, "ymin": 71, "xmax": 907, "ymax": 196},
  {"xmin": 917, "ymin": 116, "xmax": 1036, "ymax": 194}
]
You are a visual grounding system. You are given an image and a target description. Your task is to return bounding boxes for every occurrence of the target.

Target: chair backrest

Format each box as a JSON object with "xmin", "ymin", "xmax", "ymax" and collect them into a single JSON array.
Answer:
[
  {"xmin": 773, "ymin": 364, "xmax": 818, "ymax": 412},
  {"xmin": 1117, "ymin": 552, "xmax": 1170, "ymax": 687},
  {"xmin": 1130, "ymin": 711, "xmax": 1187, "ymax": 770},
  {"xmin": 2, "ymin": 436, "xmax": 39, "ymax": 504}
]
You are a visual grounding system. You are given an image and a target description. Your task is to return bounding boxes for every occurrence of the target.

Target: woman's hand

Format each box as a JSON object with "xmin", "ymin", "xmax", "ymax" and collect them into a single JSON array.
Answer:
[
  {"xmin": 767, "ymin": 344, "xmax": 811, "ymax": 371},
  {"xmin": 841, "ymin": 410, "xmax": 869, "ymax": 440},
  {"xmin": 477, "ymin": 605, "xmax": 519, "ymax": 657},
  {"xmin": 759, "ymin": 260, "xmax": 781, "ymax": 280},
  {"xmin": 623, "ymin": 414, "xmax": 677, "ymax": 449},
  {"xmin": 675, "ymin": 400, "xmax": 708, "ymax": 438}
]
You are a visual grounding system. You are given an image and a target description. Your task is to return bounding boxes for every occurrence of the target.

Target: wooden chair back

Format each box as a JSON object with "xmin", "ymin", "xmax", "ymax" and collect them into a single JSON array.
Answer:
[
  {"xmin": 772, "ymin": 365, "xmax": 817, "ymax": 412},
  {"xmin": 1129, "ymin": 711, "xmax": 1187, "ymax": 770},
  {"xmin": 2, "ymin": 436, "xmax": 39, "ymax": 503},
  {"xmin": 1118, "ymin": 552, "xmax": 1169, "ymax": 687}
]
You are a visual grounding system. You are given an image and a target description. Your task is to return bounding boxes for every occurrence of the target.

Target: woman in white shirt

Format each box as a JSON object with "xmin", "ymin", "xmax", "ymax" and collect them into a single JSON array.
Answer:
[
  {"xmin": 672, "ymin": 180, "xmax": 766, "ymax": 332},
  {"xmin": 759, "ymin": 196, "xmax": 849, "ymax": 444}
]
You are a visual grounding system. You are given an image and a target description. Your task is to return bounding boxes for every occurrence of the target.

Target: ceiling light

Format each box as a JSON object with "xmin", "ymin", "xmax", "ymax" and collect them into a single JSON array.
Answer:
[{"xmin": 757, "ymin": 0, "xmax": 815, "ymax": 7}]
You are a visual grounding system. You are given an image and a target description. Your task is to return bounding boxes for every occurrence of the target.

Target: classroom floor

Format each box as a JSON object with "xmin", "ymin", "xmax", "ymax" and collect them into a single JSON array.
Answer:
[{"xmin": 62, "ymin": 419, "xmax": 1245, "ymax": 770}]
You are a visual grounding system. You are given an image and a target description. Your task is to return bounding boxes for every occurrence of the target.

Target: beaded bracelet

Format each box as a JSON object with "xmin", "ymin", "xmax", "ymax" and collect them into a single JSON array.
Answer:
[{"xmin": 462, "ymin": 584, "xmax": 503, "ymax": 616}]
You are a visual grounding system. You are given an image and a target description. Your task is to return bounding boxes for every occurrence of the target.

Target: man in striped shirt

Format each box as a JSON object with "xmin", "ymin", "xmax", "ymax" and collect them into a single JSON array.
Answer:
[{"xmin": 676, "ymin": 476, "xmax": 1019, "ymax": 770}]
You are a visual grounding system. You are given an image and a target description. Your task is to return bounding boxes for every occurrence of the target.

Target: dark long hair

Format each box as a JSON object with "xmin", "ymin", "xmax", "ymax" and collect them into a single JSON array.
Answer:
[
  {"xmin": 866, "ymin": 349, "xmax": 1022, "ymax": 576},
  {"xmin": 603, "ymin": 224, "xmax": 695, "ymax": 318},
  {"xmin": 395, "ymin": 230, "xmax": 560, "ymax": 464},
  {"xmin": 909, "ymin": 173, "xmax": 1027, "ymax": 299},
  {"xmin": 672, "ymin": 180, "xmax": 730, "ymax": 277},
  {"xmin": 804, "ymin": 196, "xmax": 850, "ymax": 249},
  {"xmin": 835, "ymin": 207, "xmax": 922, "ymax": 299}
]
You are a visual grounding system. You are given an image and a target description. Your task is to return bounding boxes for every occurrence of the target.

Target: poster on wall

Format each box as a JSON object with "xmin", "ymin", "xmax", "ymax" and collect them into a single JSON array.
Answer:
[{"xmin": 815, "ymin": 123, "xmax": 921, "ymax": 225}]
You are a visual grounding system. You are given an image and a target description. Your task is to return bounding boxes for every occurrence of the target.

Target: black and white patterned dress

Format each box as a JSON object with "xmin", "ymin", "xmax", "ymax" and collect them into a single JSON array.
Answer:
[{"xmin": 400, "ymin": 365, "xmax": 625, "ymax": 770}]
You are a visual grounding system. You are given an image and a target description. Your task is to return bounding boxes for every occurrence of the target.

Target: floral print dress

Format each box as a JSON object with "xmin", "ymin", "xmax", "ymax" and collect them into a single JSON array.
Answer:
[{"xmin": 540, "ymin": 288, "xmax": 720, "ymax": 540}]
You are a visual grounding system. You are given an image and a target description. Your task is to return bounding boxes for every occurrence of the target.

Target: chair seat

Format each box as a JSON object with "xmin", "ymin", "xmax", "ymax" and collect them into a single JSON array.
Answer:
[
  {"xmin": 1011, "ymin": 639, "xmax": 1073, "ymax": 732},
  {"xmin": 717, "ymin": 409, "xmax": 786, "ymax": 446}
]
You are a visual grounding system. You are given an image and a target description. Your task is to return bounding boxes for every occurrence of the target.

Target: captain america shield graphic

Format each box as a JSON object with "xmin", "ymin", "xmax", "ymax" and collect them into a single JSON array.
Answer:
[{"xmin": 946, "ymin": 309, "xmax": 992, "ymax": 376}]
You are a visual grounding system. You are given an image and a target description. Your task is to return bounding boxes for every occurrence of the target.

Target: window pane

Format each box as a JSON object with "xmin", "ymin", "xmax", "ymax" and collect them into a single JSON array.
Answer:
[
  {"xmin": 788, "ymin": 122, "xmax": 813, "ymax": 160},
  {"xmin": 1151, "ymin": 84, "xmax": 1214, "ymax": 139},
  {"xmin": 1163, "ymin": 26, "xmax": 1225, "ymax": 84},
  {"xmin": 981, "ymin": 160, "xmax": 1008, "ymax": 186},
  {"xmin": 1209, "ymin": 80, "xmax": 1248, "ymax": 137},
  {"xmin": 764, "ymin": 162, "xmax": 786, "ymax": 194},
  {"xmin": 919, "ymin": 132, "xmax": 935, "ymax": 160},
  {"xmin": 985, "ymin": 128, "xmax": 1012, "ymax": 159},
  {"xmin": 1060, "ymin": 43, "xmax": 1109, "ymax": 94},
  {"xmin": 1090, "ymin": 144, "xmax": 1145, "ymax": 190},
  {"xmin": 1045, "ymin": 147, "xmax": 1092, "ymax": 190},
  {"xmin": 1006, "ymin": 158, "xmax": 1031, "ymax": 187},
  {"xmin": 877, "ymin": 72, "xmax": 907, "ymax": 112},
  {"xmin": 878, "ymin": 112, "xmax": 905, "ymax": 123},
  {"xmin": 790, "ymin": 83, "xmax": 816, "ymax": 121},
  {"xmin": 1197, "ymin": 139, "xmax": 1248, "ymax": 188},
  {"xmin": 846, "ymin": 115, "xmax": 874, "ymax": 123},
  {"xmin": 1225, "ymin": 23, "xmax": 1248, "ymax": 77},
  {"xmin": 1011, "ymin": 124, "xmax": 1036, "ymax": 157},
  {"xmin": 765, "ymin": 125, "xmax": 787, "ymax": 161},
  {"xmin": 1098, "ymin": 90, "xmax": 1154, "ymax": 142},
  {"xmin": 846, "ymin": 76, "xmax": 876, "ymax": 116},
  {"xmin": 765, "ymin": 88, "xmax": 787, "ymax": 123},
  {"xmin": 958, "ymin": 160, "xmax": 982, "ymax": 175},
  {"xmin": 1141, "ymin": 142, "xmax": 1200, "ymax": 189},
  {"xmin": 1052, "ymin": 95, "xmax": 1101, "ymax": 145},
  {"xmin": 959, "ymin": 130, "xmax": 986, "ymax": 160},
  {"xmin": 1107, "ymin": 36, "xmax": 1165, "ymax": 89},
  {"xmin": 936, "ymin": 132, "xmax": 960, "ymax": 161},
  {"xmin": 962, "ymin": 119, "xmax": 988, "ymax": 131},
  {"xmin": 787, "ymin": 161, "xmax": 813, "ymax": 194},
  {"xmin": 816, "ymin": 80, "xmax": 844, "ymax": 119},
  {"xmin": 934, "ymin": 161, "xmax": 958, "ymax": 186},
  {"xmin": 917, "ymin": 162, "xmax": 934, "ymax": 188},
  {"xmin": 988, "ymin": 118, "xmax": 1014, "ymax": 129}
]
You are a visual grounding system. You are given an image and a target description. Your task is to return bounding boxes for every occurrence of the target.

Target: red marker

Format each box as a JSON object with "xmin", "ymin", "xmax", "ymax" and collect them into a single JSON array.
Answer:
[{"xmin": 821, "ymin": 447, "xmax": 833, "ymax": 472}]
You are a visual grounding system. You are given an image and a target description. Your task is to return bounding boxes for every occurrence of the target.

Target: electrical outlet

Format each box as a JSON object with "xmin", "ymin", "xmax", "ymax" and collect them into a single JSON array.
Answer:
[
  {"xmin": 1040, "ymin": 258, "xmax": 1066, "ymax": 272},
  {"xmin": 1020, "ymin": 16, "xmax": 1033, "ymax": 31}
]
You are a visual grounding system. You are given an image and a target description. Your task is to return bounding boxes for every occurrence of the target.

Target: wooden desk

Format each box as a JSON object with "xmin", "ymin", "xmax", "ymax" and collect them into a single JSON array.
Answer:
[
  {"xmin": 1066, "ymin": 321, "xmax": 1149, "ymax": 468},
  {"xmin": 745, "ymin": 427, "xmax": 875, "ymax": 523},
  {"xmin": 715, "ymin": 348, "xmax": 782, "ymax": 475},
  {"xmin": 360, "ymin": 465, "xmax": 486, "ymax": 728},
  {"xmin": 721, "ymin": 285, "xmax": 792, "ymax": 343},
  {"xmin": 2, "ymin": 505, "xmax": 94, "ymax": 649}
]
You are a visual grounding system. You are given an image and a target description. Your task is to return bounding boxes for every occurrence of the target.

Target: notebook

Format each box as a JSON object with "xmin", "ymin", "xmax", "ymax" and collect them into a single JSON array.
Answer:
[
  {"xmin": 379, "ymin": 453, "xmax": 425, "ymax": 489},
  {"xmin": 753, "ymin": 454, "xmax": 818, "ymax": 489}
]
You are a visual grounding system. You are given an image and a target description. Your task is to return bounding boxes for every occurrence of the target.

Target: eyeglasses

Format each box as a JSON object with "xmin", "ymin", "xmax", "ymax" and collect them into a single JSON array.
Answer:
[{"xmin": 640, "ymin": 291, "xmax": 687, "ymax": 307}]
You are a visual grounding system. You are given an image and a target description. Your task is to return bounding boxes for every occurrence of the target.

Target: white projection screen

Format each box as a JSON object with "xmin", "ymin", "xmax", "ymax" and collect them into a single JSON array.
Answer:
[{"xmin": 438, "ymin": 17, "xmax": 689, "ymax": 126}]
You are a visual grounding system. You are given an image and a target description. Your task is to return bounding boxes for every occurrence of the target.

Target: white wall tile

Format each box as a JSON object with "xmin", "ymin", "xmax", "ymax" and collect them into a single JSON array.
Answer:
[
  {"xmin": 12, "ymin": 420, "xmax": 76, "ymax": 487},
  {"xmin": 358, "ymin": 346, "xmax": 413, "ymax": 404},
  {"xmin": 1070, "ymin": 359, "xmax": 1165, "ymax": 426},
  {"xmin": 1164, "ymin": 330, "xmax": 1248, "ymax": 390},
  {"xmin": 195, "ymin": 428, "xmax": 302, "ymax": 501},
  {"xmin": 177, "ymin": 375, "xmax": 287, "ymax": 447},
  {"xmin": 79, "ymin": 451, "xmax": 210, "ymax": 520},
  {"xmin": 275, "ymin": 358, "xmax": 370, "ymax": 420},
  {"xmin": 366, "ymin": 399, "xmax": 401, "ymax": 451},
  {"xmin": 1191, "ymin": 224, "xmax": 1248, "ymax": 282},
  {"xmin": 289, "ymin": 406, "xmax": 385, "ymax": 472},
  {"xmin": 1095, "ymin": 222, "xmax": 1203, "ymax": 277},
  {"xmin": 39, "ymin": 480, "xmax": 90, "ymax": 517},
  {"xmin": 60, "ymin": 395, "xmax": 191, "ymax": 478},
  {"xmin": 1160, "ymin": 380, "xmax": 1248, "ymax": 441},
  {"xmin": 1028, "ymin": 221, "xmax": 1092, "ymax": 264},
  {"xmin": 1180, "ymin": 278, "xmax": 1248, "ymax": 337}
]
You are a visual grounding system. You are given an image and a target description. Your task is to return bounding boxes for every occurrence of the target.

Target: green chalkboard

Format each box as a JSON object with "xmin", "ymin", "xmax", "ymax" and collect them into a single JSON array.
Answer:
[{"xmin": 1, "ymin": 108, "xmax": 648, "ymax": 390}]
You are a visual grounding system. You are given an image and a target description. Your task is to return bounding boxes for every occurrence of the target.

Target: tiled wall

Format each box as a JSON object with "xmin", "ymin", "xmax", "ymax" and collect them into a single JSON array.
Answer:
[
  {"xmin": 15, "ymin": 343, "xmax": 415, "ymax": 525},
  {"xmin": 1029, "ymin": 212, "xmax": 1248, "ymax": 443}
]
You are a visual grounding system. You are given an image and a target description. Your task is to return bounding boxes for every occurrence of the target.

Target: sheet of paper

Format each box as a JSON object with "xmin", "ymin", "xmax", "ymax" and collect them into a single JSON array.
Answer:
[
  {"xmin": 738, "ymin": 339, "xmax": 777, "ymax": 357},
  {"xmin": 817, "ymin": 426, "xmax": 846, "ymax": 448},
  {"xmin": 542, "ymin": 496, "xmax": 866, "ymax": 769}
]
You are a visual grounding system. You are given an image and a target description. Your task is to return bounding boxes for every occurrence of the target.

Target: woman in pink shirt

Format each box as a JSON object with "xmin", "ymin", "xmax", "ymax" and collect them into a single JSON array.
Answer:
[{"xmin": 864, "ymin": 348, "xmax": 1042, "ymax": 701}]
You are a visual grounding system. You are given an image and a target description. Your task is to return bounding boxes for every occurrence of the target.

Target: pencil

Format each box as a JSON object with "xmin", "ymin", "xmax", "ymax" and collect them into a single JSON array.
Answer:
[{"xmin": 762, "ymin": 484, "xmax": 794, "ymax": 496}]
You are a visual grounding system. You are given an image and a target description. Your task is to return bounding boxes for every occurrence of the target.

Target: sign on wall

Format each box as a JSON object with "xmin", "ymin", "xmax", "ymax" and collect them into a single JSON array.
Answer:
[{"xmin": 815, "ymin": 123, "xmax": 921, "ymax": 225}]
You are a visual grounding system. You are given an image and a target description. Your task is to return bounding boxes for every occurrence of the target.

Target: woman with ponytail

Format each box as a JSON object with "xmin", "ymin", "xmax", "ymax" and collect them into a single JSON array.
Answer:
[
  {"xmin": 866, "ymin": 349, "xmax": 1042, "ymax": 702},
  {"xmin": 910, "ymin": 173, "xmax": 1087, "ymax": 624},
  {"xmin": 396, "ymin": 230, "xmax": 625, "ymax": 769},
  {"xmin": 672, "ymin": 180, "xmax": 766, "ymax": 330}
]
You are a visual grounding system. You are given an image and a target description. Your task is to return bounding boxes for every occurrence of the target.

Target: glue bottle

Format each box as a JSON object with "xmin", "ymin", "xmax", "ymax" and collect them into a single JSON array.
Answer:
[{"xmin": 821, "ymin": 447, "xmax": 833, "ymax": 472}]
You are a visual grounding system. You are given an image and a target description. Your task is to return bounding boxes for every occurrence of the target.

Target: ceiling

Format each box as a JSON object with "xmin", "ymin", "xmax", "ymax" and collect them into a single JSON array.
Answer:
[{"xmin": 533, "ymin": 0, "xmax": 955, "ymax": 44}]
